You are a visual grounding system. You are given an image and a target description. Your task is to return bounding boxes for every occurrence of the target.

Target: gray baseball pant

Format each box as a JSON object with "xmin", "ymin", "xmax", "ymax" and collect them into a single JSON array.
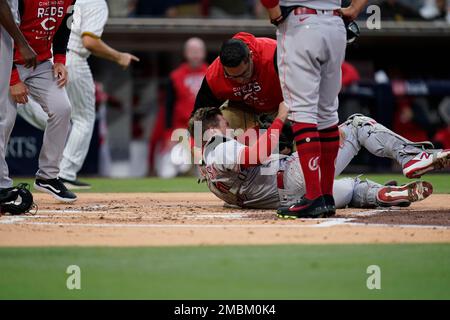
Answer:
[
  {"xmin": 0, "ymin": 24, "xmax": 14, "ymax": 188},
  {"xmin": 17, "ymin": 52, "xmax": 97, "ymax": 181},
  {"xmin": 0, "ymin": 60, "xmax": 72, "ymax": 187},
  {"xmin": 277, "ymin": 12, "xmax": 346, "ymax": 129}
]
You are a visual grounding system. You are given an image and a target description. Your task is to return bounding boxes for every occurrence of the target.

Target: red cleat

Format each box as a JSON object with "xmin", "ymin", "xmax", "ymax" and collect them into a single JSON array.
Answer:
[
  {"xmin": 403, "ymin": 150, "xmax": 450, "ymax": 179},
  {"xmin": 376, "ymin": 181, "xmax": 433, "ymax": 207}
]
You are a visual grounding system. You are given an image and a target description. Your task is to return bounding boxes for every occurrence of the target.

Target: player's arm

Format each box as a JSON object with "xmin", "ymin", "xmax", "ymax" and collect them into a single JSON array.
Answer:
[
  {"xmin": 0, "ymin": 0, "xmax": 36, "ymax": 68},
  {"xmin": 82, "ymin": 36, "xmax": 139, "ymax": 69},
  {"xmin": 260, "ymin": 0, "xmax": 282, "ymax": 23},
  {"xmin": 52, "ymin": 1, "xmax": 75, "ymax": 87},
  {"xmin": 339, "ymin": 0, "xmax": 368, "ymax": 21},
  {"xmin": 240, "ymin": 102, "xmax": 288, "ymax": 168},
  {"xmin": 193, "ymin": 78, "xmax": 226, "ymax": 113}
]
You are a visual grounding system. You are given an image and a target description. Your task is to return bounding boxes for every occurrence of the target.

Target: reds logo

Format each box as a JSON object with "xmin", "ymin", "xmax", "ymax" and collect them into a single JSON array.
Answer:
[
  {"xmin": 308, "ymin": 156, "xmax": 320, "ymax": 171},
  {"xmin": 232, "ymin": 81, "xmax": 266, "ymax": 106},
  {"xmin": 37, "ymin": 1, "xmax": 66, "ymax": 31}
]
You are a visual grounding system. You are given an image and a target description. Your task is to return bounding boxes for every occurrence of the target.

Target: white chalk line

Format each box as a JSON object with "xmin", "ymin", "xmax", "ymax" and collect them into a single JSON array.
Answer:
[
  {"xmin": 0, "ymin": 218, "xmax": 347, "ymax": 229},
  {"xmin": 1, "ymin": 209, "xmax": 448, "ymax": 230},
  {"xmin": 345, "ymin": 222, "xmax": 450, "ymax": 230}
]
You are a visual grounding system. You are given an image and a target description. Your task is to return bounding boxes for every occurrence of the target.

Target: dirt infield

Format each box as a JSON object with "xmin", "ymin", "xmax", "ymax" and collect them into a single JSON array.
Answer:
[{"xmin": 0, "ymin": 193, "xmax": 449, "ymax": 247}]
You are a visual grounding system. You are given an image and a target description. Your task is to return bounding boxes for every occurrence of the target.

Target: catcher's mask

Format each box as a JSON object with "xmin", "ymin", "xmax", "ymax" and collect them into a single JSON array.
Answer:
[
  {"xmin": 346, "ymin": 21, "xmax": 360, "ymax": 44},
  {"xmin": 0, "ymin": 183, "xmax": 37, "ymax": 216}
]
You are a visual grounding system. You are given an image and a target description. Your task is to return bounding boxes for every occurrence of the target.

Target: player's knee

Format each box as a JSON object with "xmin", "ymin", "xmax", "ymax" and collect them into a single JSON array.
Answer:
[
  {"xmin": 345, "ymin": 114, "xmax": 376, "ymax": 128},
  {"xmin": 333, "ymin": 178, "xmax": 355, "ymax": 209}
]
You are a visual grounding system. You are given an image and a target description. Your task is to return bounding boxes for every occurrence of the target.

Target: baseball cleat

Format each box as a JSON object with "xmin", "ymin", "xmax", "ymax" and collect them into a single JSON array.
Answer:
[
  {"xmin": 34, "ymin": 178, "xmax": 78, "ymax": 203},
  {"xmin": 59, "ymin": 177, "xmax": 92, "ymax": 190},
  {"xmin": 403, "ymin": 149, "xmax": 450, "ymax": 178},
  {"xmin": 323, "ymin": 194, "xmax": 336, "ymax": 217},
  {"xmin": 384, "ymin": 180, "xmax": 398, "ymax": 186},
  {"xmin": 376, "ymin": 181, "xmax": 433, "ymax": 207},
  {"xmin": 277, "ymin": 196, "xmax": 329, "ymax": 219}
]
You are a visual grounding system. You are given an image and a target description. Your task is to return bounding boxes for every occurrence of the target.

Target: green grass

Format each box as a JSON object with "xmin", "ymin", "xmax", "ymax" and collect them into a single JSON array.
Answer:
[
  {"xmin": 0, "ymin": 244, "xmax": 449, "ymax": 299},
  {"xmin": 12, "ymin": 174, "xmax": 450, "ymax": 194}
]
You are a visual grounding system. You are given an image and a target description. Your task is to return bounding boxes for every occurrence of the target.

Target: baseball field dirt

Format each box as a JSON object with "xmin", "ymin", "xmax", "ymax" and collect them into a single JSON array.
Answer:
[
  {"xmin": 0, "ymin": 192, "xmax": 449, "ymax": 247},
  {"xmin": 0, "ymin": 176, "xmax": 449, "ymax": 299}
]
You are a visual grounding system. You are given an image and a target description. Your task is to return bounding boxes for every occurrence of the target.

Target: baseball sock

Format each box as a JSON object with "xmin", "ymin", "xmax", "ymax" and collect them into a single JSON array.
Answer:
[
  {"xmin": 319, "ymin": 125, "xmax": 340, "ymax": 196},
  {"xmin": 292, "ymin": 122, "xmax": 322, "ymax": 200}
]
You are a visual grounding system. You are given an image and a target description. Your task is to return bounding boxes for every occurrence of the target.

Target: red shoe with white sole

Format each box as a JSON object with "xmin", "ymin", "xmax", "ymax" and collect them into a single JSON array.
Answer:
[
  {"xmin": 376, "ymin": 181, "xmax": 433, "ymax": 207},
  {"xmin": 403, "ymin": 149, "xmax": 450, "ymax": 178}
]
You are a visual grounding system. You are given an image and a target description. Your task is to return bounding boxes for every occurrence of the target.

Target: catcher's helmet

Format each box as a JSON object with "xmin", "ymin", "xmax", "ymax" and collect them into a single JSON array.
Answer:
[{"xmin": 0, "ymin": 183, "xmax": 36, "ymax": 215}]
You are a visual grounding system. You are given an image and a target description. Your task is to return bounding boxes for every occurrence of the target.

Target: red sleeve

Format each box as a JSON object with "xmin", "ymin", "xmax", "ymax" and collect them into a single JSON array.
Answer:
[
  {"xmin": 54, "ymin": 54, "xmax": 66, "ymax": 65},
  {"xmin": 240, "ymin": 118, "xmax": 284, "ymax": 168},
  {"xmin": 260, "ymin": 0, "xmax": 280, "ymax": 9},
  {"xmin": 10, "ymin": 67, "xmax": 21, "ymax": 86}
]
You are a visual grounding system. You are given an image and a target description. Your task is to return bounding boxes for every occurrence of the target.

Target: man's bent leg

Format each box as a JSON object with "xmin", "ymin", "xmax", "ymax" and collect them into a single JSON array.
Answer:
[
  {"xmin": 59, "ymin": 60, "xmax": 96, "ymax": 181},
  {"xmin": 25, "ymin": 61, "xmax": 72, "ymax": 180},
  {"xmin": 341, "ymin": 114, "xmax": 450, "ymax": 178}
]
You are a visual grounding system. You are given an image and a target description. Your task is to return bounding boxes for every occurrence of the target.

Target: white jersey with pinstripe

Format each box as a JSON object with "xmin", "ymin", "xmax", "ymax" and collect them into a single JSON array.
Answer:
[
  {"xmin": 59, "ymin": 0, "xmax": 108, "ymax": 181},
  {"xmin": 68, "ymin": 0, "xmax": 109, "ymax": 58}
]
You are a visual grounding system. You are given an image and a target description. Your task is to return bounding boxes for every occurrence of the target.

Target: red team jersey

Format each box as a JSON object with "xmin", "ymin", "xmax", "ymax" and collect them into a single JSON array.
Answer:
[
  {"xmin": 194, "ymin": 32, "xmax": 283, "ymax": 114},
  {"xmin": 11, "ymin": 0, "xmax": 74, "ymax": 85},
  {"xmin": 168, "ymin": 63, "xmax": 208, "ymax": 129}
]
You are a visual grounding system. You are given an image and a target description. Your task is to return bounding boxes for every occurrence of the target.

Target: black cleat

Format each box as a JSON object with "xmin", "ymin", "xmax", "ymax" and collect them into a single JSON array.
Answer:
[
  {"xmin": 277, "ymin": 196, "xmax": 328, "ymax": 219},
  {"xmin": 59, "ymin": 177, "xmax": 92, "ymax": 190},
  {"xmin": 323, "ymin": 194, "xmax": 336, "ymax": 217},
  {"xmin": 34, "ymin": 178, "xmax": 77, "ymax": 203}
]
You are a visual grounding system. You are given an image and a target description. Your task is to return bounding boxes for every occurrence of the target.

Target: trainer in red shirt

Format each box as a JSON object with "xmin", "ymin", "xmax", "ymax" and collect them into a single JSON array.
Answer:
[{"xmin": 194, "ymin": 32, "xmax": 283, "ymax": 115}]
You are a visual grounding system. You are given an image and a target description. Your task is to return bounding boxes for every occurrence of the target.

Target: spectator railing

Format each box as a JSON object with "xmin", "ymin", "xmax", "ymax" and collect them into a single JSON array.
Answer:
[{"xmin": 103, "ymin": 18, "xmax": 450, "ymax": 50}]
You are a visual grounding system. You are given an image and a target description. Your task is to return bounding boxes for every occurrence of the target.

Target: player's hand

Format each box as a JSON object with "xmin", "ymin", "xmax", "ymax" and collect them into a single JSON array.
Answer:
[
  {"xmin": 53, "ymin": 63, "xmax": 68, "ymax": 87},
  {"xmin": 10, "ymin": 82, "xmax": 29, "ymax": 104},
  {"xmin": 17, "ymin": 43, "xmax": 37, "ymax": 69},
  {"xmin": 339, "ymin": 5, "xmax": 360, "ymax": 21},
  {"xmin": 276, "ymin": 102, "xmax": 289, "ymax": 122},
  {"xmin": 117, "ymin": 52, "xmax": 140, "ymax": 70},
  {"xmin": 339, "ymin": 128, "xmax": 346, "ymax": 148},
  {"xmin": 267, "ymin": 5, "xmax": 282, "ymax": 21}
]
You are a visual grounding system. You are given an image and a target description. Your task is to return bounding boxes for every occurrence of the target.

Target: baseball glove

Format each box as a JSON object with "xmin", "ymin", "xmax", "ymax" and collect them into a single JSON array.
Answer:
[
  {"xmin": 258, "ymin": 114, "xmax": 294, "ymax": 154},
  {"xmin": 0, "ymin": 183, "xmax": 36, "ymax": 216}
]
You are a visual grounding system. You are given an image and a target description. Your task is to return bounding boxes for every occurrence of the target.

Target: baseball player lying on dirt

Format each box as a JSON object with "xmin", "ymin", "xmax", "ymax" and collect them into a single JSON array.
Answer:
[{"xmin": 189, "ymin": 103, "xmax": 449, "ymax": 217}]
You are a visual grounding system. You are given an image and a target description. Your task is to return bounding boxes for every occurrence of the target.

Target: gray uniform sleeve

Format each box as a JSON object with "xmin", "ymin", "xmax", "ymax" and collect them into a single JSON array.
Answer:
[{"xmin": 206, "ymin": 140, "xmax": 246, "ymax": 173}]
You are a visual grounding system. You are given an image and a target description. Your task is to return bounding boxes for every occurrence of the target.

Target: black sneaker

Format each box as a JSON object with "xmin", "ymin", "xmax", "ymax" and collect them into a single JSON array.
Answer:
[
  {"xmin": 323, "ymin": 194, "xmax": 336, "ymax": 217},
  {"xmin": 59, "ymin": 177, "xmax": 92, "ymax": 190},
  {"xmin": 34, "ymin": 178, "xmax": 77, "ymax": 203},
  {"xmin": 277, "ymin": 196, "xmax": 328, "ymax": 219}
]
